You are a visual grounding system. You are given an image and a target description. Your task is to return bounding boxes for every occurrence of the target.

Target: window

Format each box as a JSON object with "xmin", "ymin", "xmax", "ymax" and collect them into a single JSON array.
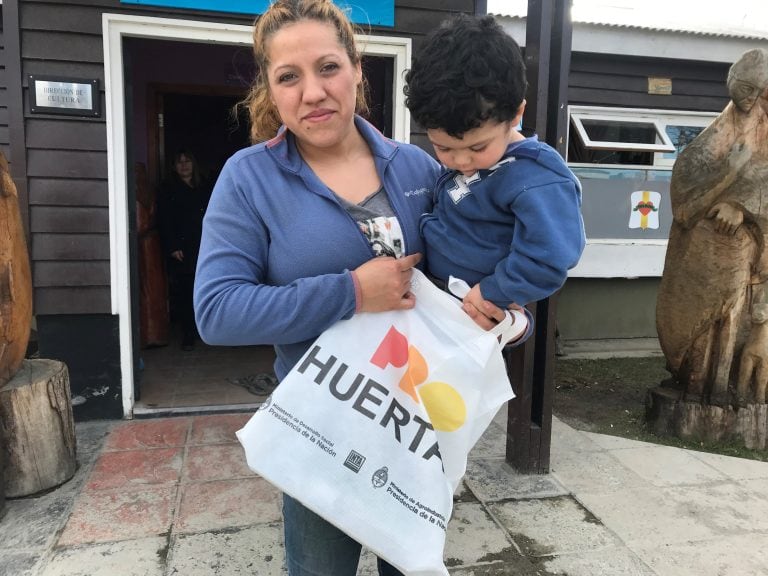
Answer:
[
  {"xmin": 656, "ymin": 114, "xmax": 718, "ymax": 167},
  {"xmin": 568, "ymin": 106, "xmax": 718, "ymax": 168}
]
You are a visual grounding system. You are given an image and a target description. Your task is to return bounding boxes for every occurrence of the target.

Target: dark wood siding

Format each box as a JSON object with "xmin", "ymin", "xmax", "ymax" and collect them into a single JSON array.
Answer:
[
  {"xmin": 18, "ymin": 0, "xmax": 262, "ymax": 315},
  {"xmin": 0, "ymin": 8, "xmax": 8, "ymax": 161},
  {"xmin": 569, "ymin": 52, "xmax": 730, "ymax": 113},
  {"xmin": 16, "ymin": 0, "xmax": 477, "ymax": 316}
]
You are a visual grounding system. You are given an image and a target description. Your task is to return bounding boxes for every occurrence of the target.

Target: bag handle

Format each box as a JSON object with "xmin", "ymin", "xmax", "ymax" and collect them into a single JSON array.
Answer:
[{"xmin": 447, "ymin": 276, "xmax": 529, "ymax": 346}]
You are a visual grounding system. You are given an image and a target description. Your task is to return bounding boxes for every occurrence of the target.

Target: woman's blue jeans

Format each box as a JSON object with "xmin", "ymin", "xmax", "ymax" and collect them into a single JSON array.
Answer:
[{"xmin": 283, "ymin": 494, "xmax": 404, "ymax": 576}]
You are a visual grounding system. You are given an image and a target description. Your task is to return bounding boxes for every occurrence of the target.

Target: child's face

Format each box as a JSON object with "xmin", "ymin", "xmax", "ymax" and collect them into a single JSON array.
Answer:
[{"xmin": 427, "ymin": 120, "xmax": 516, "ymax": 176}]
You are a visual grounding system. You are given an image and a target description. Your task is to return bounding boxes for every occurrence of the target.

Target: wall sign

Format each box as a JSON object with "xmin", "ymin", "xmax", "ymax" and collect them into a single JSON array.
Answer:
[
  {"xmin": 648, "ymin": 77, "xmax": 672, "ymax": 95},
  {"xmin": 119, "ymin": 0, "xmax": 394, "ymax": 26},
  {"xmin": 29, "ymin": 75, "xmax": 100, "ymax": 117}
]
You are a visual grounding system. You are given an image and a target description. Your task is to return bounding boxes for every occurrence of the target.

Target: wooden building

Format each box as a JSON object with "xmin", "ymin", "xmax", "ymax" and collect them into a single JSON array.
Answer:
[
  {"xmin": 497, "ymin": 9, "xmax": 768, "ymax": 352},
  {"xmin": 0, "ymin": 0, "xmax": 485, "ymax": 419},
  {"xmin": 7, "ymin": 0, "xmax": 765, "ymax": 420}
]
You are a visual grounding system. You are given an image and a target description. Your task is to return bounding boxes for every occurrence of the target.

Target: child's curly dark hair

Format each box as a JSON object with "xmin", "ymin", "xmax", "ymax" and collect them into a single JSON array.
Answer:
[{"xmin": 404, "ymin": 14, "xmax": 527, "ymax": 138}]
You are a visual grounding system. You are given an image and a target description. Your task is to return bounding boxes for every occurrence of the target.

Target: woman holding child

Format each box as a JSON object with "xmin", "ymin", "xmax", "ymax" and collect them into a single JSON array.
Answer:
[{"xmin": 194, "ymin": 1, "xmax": 583, "ymax": 574}]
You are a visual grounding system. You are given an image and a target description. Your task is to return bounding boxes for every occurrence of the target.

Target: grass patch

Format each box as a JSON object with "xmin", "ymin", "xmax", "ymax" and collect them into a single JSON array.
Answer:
[{"xmin": 553, "ymin": 356, "xmax": 768, "ymax": 462}]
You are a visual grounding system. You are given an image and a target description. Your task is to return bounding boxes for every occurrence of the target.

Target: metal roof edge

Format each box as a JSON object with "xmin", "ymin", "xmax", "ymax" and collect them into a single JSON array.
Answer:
[{"xmin": 491, "ymin": 13, "xmax": 768, "ymax": 42}]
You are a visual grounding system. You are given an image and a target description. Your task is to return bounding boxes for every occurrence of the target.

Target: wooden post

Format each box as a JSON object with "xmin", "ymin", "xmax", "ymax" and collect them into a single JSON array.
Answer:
[
  {"xmin": 0, "ymin": 359, "xmax": 76, "ymax": 497},
  {"xmin": 505, "ymin": 0, "xmax": 573, "ymax": 474}
]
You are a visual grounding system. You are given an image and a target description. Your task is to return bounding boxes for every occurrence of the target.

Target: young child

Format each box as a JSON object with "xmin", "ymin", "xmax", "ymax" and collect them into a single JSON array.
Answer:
[{"xmin": 404, "ymin": 14, "xmax": 585, "ymax": 331}]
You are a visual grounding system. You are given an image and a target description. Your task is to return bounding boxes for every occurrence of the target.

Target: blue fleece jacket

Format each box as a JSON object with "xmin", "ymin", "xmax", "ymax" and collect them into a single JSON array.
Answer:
[
  {"xmin": 194, "ymin": 116, "xmax": 441, "ymax": 380},
  {"xmin": 420, "ymin": 136, "xmax": 585, "ymax": 307}
]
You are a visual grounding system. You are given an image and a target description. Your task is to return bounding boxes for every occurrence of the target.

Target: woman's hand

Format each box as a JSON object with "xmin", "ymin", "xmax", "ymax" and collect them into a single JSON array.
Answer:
[
  {"xmin": 461, "ymin": 284, "xmax": 508, "ymax": 330},
  {"xmin": 171, "ymin": 250, "xmax": 184, "ymax": 262},
  {"xmin": 354, "ymin": 253, "xmax": 422, "ymax": 312}
]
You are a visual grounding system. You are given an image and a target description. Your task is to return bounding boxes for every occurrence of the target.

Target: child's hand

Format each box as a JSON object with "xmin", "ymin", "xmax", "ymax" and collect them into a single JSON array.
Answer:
[{"xmin": 461, "ymin": 284, "xmax": 506, "ymax": 330}]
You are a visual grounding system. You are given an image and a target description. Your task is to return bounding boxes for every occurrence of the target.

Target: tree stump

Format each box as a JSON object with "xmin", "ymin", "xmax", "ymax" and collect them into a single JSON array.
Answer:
[
  {"xmin": 0, "ymin": 359, "xmax": 76, "ymax": 497},
  {"xmin": 646, "ymin": 386, "xmax": 768, "ymax": 450}
]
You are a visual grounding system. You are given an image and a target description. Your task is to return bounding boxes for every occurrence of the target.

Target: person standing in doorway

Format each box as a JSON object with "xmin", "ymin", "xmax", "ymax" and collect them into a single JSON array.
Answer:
[{"xmin": 159, "ymin": 149, "xmax": 210, "ymax": 351}]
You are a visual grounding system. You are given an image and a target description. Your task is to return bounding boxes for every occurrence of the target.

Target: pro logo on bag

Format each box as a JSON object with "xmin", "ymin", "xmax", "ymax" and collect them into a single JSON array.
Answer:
[{"xmin": 371, "ymin": 325, "xmax": 467, "ymax": 432}]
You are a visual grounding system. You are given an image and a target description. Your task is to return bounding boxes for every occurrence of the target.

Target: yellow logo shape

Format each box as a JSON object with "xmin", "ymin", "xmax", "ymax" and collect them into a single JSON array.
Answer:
[{"xmin": 418, "ymin": 381, "xmax": 467, "ymax": 432}]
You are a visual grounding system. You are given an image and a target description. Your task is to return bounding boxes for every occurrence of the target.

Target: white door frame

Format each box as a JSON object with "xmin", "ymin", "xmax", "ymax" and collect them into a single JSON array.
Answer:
[{"xmin": 102, "ymin": 13, "xmax": 412, "ymax": 417}]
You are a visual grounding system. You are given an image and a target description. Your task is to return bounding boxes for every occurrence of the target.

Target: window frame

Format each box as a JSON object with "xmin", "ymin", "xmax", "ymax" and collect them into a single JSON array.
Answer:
[
  {"xmin": 567, "ymin": 105, "xmax": 719, "ymax": 169},
  {"xmin": 570, "ymin": 109, "xmax": 675, "ymax": 153},
  {"xmin": 652, "ymin": 111, "xmax": 720, "ymax": 167}
]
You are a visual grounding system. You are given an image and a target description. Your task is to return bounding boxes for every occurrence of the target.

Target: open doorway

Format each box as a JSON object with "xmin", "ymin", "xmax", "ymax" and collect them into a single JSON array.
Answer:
[
  {"xmin": 124, "ymin": 37, "xmax": 278, "ymax": 414},
  {"xmin": 118, "ymin": 28, "xmax": 403, "ymax": 415}
]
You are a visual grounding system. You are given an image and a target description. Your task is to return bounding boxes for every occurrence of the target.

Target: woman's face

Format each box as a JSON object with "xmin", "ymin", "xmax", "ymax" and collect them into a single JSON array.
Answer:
[
  {"xmin": 265, "ymin": 20, "xmax": 362, "ymax": 152},
  {"xmin": 174, "ymin": 154, "xmax": 194, "ymax": 181}
]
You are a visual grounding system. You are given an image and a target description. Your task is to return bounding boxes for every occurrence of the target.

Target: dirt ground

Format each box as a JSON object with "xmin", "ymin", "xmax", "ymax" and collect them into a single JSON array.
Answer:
[{"xmin": 552, "ymin": 355, "xmax": 768, "ymax": 462}]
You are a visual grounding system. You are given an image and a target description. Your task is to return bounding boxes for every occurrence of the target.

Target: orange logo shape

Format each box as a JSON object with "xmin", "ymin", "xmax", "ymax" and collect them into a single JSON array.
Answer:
[{"xmin": 371, "ymin": 326, "xmax": 466, "ymax": 431}]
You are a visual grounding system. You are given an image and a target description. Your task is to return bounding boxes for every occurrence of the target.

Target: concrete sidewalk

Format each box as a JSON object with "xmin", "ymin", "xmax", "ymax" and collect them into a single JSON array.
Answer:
[{"xmin": 1, "ymin": 410, "xmax": 767, "ymax": 576}]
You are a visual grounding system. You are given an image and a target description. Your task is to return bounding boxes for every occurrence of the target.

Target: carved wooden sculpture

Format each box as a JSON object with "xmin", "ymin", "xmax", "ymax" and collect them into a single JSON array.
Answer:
[
  {"xmin": 651, "ymin": 50, "xmax": 768, "ymax": 450},
  {"xmin": 0, "ymin": 152, "xmax": 32, "ymax": 385},
  {"xmin": 647, "ymin": 49, "xmax": 768, "ymax": 449},
  {"xmin": 0, "ymin": 152, "xmax": 76, "ymax": 497},
  {"xmin": 657, "ymin": 48, "xmax": 768, "ymax": 407}
]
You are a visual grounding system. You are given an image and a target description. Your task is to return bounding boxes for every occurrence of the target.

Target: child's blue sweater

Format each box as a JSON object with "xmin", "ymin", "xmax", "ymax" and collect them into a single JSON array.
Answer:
[
  {"xmin": 194, "ymin": 117, "xmax": 441, "ymax": 379},
  {"xmin": 420, "ymin": 137, "xmax": 585, "ymax": 307}
]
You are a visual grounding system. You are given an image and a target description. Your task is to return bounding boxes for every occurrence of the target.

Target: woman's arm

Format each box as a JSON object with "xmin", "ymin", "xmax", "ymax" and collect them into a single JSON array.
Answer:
[
  {"xmin": 194, "ymin": 160, "xmax": 422, "ymax": 346},
  {"xmin": 193, "ymin": 164, "xmax": 357, "ymax": 346}
]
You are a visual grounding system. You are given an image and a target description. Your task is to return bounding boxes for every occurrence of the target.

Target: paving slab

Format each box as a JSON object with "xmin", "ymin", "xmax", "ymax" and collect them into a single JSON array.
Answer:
[
  {"xmin": 0, "ymin": 551, "xmax": 41, "ymax": 576},
  {"xmin": 104, "ymin": 418, "xmax": 191, "ymax": 451},
  {"xmin": 175, "ymin": 477, "xmax": 282, "ymax": 533},
  {"xmin": 0, "ymin": 488, "xmax": 74, "ymax": 550},
  {"xmin": 464, "ymin": 458, "xmax": 568, "ymax": 502},
  {"xmin": 74, "ymin": 420, "xmax": 116, "ymax": 457},
  {"xmin": 358, "ymin": 551, "xmax": 548, "ymax": 576},
  {"xmin": 606, "ymin": 445, "xmax": 729, "ymax": 487},
  {"xmin": 58, "ymin": 486, "xmax": 176, "ymax": 546},
  {"xmin": 577, "ymin": 481, "xmax": 768, "ymax": 548},
  {"xmin": 741, "ymin": 476, "xmax": 768, "ymax": 495},
  {"xmin": 630, "ymin": 532, "xmax": 768, "ymax": 576},
  {"xmin": 188, "ymin": 413, "xmax": 251, "ymax": 445},
  {"xmin": 550, "ymin": 449, "xmax": 648, "ymax": 494},
  {"xmin": 551, "ymin": 419, "xmax": 605, "ymax": 453},
  {"xmin": 582, "ymin": 431, "xmax": 661, "ymax": 451},
  {"xmin": 687, "ymin": 450, "xmax": 768, "ymax": 480},
  {"xmin": 168, "ymin": 523, "xmax": 286, "ymax": 575},
  {"xmin": 489, "ymin": 496, "xmax": 620, "ymax": 557},
  {"xmin": 183, "ymin": 443, "xmax": 252, "ymax": 482},
  {"xmin": 444, "ymin": 502, "xmax": 520, "ymax": 568},
  {"xmin": 468, "ymin": 422, "xmax": 507, "ymax": 459},
  {"xmin": 542, "ymin": 546, "xmax": 656, "ymax": 576},
  {"xmin": 85, "ymin": 447, "xmax": 183, "ymax": 490},
  {"xmin": 39, "ymin": 538, "xmax": 167, "ymax": 576}
]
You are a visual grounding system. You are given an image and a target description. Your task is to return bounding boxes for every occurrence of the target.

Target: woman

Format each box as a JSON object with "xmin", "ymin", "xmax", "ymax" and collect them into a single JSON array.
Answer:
[
  {"xmin": 160, "ymin": 149, "xmax": 210, "ymax": 350},
  {"xmin": 194, "ymin": 1, "xmax": 509, "ymax": 573}
]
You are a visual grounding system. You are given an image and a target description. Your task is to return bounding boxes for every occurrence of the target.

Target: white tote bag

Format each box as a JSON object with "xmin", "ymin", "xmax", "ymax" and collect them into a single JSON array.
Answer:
[{"xmin": 237, "ymin": 269, "xmax": 519, "ymax": 576}]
